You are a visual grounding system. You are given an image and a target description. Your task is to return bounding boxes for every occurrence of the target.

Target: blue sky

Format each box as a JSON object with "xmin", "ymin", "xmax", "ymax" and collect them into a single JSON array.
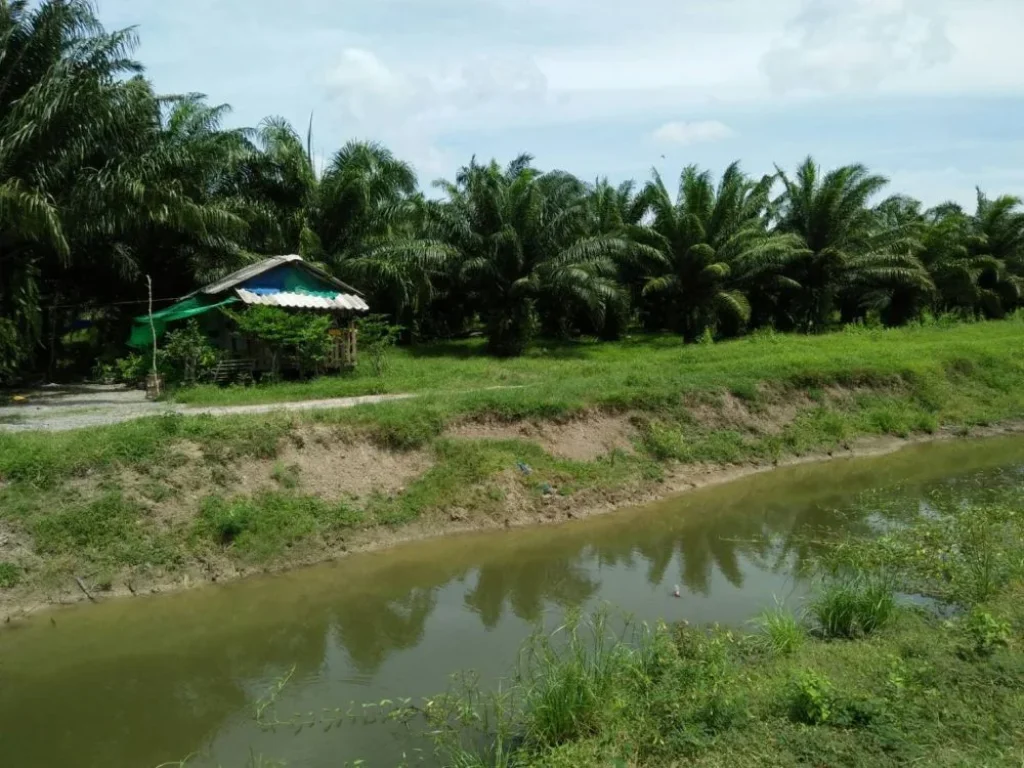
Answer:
[{"xmin": 94, "ymin": 0, "xmax": 1024, "ymax": 207}]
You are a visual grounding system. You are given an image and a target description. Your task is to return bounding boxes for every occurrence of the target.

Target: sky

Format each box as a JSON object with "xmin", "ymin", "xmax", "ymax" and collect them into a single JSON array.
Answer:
[{"xmin": 93, "ymin": 0, "xmax": 1024, "ymax": 207}]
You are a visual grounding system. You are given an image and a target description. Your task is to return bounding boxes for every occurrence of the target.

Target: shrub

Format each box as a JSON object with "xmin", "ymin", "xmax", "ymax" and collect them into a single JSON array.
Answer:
[
  {"xmin": 787, "ymin": 670, "xmax": 835, "ymax": 725},
  {"xmin": 163, "ymin": 320, "xmax": 218, "ymax": 385},
  {"xmin": 358, "ymin": 314, "xmax": 403, "ymax": 377},
  {"xmin": 959, "ymin": 609, "xmax": 1011, "ymax": 659},
  {"xmin": 811, "ymin": 575, "xmax": 896, "ymax": 639},
  {"xmin": 114, "ymin": 352, "xmax": 147, "ymax": 385},
  {"xmin": 197, "ymin": 493, "xmax": 364, "ymax": 561}
]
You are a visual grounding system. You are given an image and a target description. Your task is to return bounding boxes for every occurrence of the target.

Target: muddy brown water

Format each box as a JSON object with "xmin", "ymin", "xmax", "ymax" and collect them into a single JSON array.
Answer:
[{"xmin": 3, "ymin": 436, "xmax": 1024, "ymax": 767}]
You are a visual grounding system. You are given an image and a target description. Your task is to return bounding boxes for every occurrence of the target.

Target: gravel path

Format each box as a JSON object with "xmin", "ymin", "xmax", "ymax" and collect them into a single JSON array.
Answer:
[{"xmin": 0, "ymin": 385, "xmax": 414, "ymax": 433}]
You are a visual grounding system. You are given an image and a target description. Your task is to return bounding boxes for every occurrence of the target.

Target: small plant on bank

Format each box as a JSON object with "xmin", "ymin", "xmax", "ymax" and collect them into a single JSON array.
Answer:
[
  {"xmin": 270, "ymin": 462, "xmax": 301, "ymax": 490},
  {"xmin": 958, "ymin": 608, "xmax": 1011, "ymax": 659},
  {"xmin": 0, "ymin": 561, "xmax": 21, "ymax": 588},
  {"xmin": 787, "ymin": 669, "xmax": 835, "ymax": 725}
]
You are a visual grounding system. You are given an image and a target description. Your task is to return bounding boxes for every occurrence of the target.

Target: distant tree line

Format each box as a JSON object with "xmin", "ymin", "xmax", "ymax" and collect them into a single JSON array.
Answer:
[{"xmin": 2, "ymin": 0, "xmax": 1023, "ymax": 380}]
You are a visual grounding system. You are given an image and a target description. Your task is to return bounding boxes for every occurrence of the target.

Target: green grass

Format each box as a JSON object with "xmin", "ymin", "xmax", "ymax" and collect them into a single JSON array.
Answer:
[
  {"xmin": 171, "ymin": 319, "xmax": 1024, "ymax": 413},
  {"xmin": 195, "ymin": 493, "xmax": 364, "ymax": 563},
  {"xmin": 416, "ymin": 493, "xmax": 1024, "ymax": 767},
  {"xmin": 750, "ymin": 600, "xmax": 806, "ymax": 656},
  {"xmin": 3, "ymin": 319, "xmax": 1024, "ymax": 596},
  {"xmin": 810, "ymin": 574, "xmax": 898, "ymax": 638}
]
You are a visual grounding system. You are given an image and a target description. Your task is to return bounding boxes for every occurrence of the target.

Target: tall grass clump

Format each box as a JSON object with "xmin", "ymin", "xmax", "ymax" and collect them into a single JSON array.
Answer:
[
  {"xmin": 750, "ymin": 599, "xmax": 806, "ymax": 656},
  {"xmin": 811, "ymin": 574, "xmax": 896, "ymax": 638},
  {"xmin": 517, "ymin": 610, "xmax": 644, "ymax": 748}
]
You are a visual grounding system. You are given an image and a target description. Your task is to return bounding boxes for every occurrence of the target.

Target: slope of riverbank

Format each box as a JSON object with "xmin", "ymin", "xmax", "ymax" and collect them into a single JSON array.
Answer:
[{"xmin": 3, "ymin": 320, "xmax": 1024, "ymax": 616}]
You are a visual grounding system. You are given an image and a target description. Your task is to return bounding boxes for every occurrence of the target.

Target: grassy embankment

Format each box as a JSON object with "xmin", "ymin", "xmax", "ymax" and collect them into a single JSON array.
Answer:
[
  {"xmin": 2, "ymin": 319, "xmax": 1024, "ymax": 607},
  {"xmin": 399, "ymin": 488, "xmax": 1024, "ymax": 767}
]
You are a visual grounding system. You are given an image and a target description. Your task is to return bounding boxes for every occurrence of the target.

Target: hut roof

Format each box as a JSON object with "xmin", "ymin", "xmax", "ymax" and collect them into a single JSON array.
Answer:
[{"xmin": 195, "ymin": 255, "xmax": 365, "ymax": 298}]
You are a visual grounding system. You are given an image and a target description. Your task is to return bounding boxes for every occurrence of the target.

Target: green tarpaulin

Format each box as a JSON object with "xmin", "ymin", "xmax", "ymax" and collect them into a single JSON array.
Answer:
[{"xmin": 127, "ymin": 295, "xmax": 238, "ymax": 349}]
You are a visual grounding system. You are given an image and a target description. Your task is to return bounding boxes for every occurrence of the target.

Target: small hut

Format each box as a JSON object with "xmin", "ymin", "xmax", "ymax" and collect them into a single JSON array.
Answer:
[{"xmin": 129, "ymin": 255, "xmax": 369, "ymax": 380}]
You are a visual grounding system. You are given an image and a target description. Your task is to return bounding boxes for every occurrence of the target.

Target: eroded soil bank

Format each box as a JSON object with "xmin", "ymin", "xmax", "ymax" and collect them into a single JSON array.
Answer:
[{"xmin": 4, "ymin": 385, "xmax": 1023, "ymax": 619}]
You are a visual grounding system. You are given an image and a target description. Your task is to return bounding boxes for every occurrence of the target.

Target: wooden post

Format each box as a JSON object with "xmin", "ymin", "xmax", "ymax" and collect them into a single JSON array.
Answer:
[{"xmin": 145, "ymin": 275, "xmax": 163, "ymax": 399}]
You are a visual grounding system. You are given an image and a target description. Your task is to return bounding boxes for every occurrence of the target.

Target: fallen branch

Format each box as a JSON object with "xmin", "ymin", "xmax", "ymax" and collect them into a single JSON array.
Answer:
[{"xmin": 74, "ymin": 576, "xmax": 96, "ymax": 603}]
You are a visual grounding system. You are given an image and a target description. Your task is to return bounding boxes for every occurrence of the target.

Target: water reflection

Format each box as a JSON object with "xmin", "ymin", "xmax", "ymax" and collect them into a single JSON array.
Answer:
[{"xmin": 2, "ymin": 437, "xmax": 1024, "ymax": 768}]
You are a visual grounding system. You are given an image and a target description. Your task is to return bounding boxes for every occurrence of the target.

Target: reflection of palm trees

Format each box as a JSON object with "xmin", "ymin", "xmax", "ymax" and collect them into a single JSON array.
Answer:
[
  {"xmin": 333, "ymin": 588, "xmax": 437, "ymax": 673},
  {"xmin": 464, "ymin": 558, "xmax": 600, "ymax": 628}
]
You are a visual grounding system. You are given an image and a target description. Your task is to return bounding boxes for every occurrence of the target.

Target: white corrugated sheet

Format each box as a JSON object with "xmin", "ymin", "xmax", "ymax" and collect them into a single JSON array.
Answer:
[{"xmin": 236, "ymin": 288, "xmax": 370, "ymax": 313}]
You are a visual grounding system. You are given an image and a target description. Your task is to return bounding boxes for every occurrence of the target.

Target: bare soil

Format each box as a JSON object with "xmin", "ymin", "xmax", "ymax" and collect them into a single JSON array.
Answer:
[{"xmin": 449, "ymin": 412, "xmax": 638, "ymax": 461}]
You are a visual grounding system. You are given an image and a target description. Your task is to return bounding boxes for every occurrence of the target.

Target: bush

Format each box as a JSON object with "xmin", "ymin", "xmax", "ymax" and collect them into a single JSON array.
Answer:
[
  {"xmin": 358, "ymin": 314, "xmax": 402, "ymax": 377},
  {"xmin": 787, "ymin": 670, "xmax": 835, "ymax": 725},
  {"xmin": 811, "ymin": 575, "xmax": 896, "ymax": 639},
  {"xmin": 959, "ymin": 609, "xmax": 1011, "ymax": 659},
  {"xmin": 197, "ymin": 493, "xmax": 364, "ymax": 562},
  {"xmin": 163, "ymin": 320, "xmax": 218, "ymax": 385},
  {"xmin": 113, "ymin": 352, "xmax": 148, "ymax": 385}
]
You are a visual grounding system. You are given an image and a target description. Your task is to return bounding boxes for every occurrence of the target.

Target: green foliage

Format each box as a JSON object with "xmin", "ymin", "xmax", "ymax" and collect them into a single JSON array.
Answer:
[
  {"xmin": 163, "ymin": 321, "xmax": 218, "ymax": 385},
  {"xmin": 231, "ymin": 306, "xmax": 333, "ymax": 377},
  {"xmin": 958, "ymin": 609, "xmax": 1011, "ymax": 659},
  {"xmin": 114, "ymin": 353, "xmax": 147, "ymax": 385},
  {"xmin": 787, "ymin": 669, "xmax": 835, "ymax": 725},
  {"xmin": 811, "ymin": 575, "xmax": 897, "ymax": 639},
  {"xmin": 0, "ymin": 561, "xmax": 21, "ymax": 588},
  {"xmin": 357, "ymin": 314, "xmax": 402, "ymax": 377}
]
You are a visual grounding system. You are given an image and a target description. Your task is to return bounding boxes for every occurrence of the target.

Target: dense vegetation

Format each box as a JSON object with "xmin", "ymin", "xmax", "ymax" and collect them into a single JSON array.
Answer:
[{"xmin": 3, "ymin": 0, "xmax": 1024, "ymax": 383}]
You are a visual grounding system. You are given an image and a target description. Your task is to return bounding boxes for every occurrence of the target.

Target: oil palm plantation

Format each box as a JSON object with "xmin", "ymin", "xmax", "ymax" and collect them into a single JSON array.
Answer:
[
  {"xmin": 630, "ymin": 163, "xmax": 804, "ymax": 340},
  {"xmin": 773, "ymin": 157, "xmax": 931, "ymax": 331},
  {"xmin": 432, "ymin": 156, "xmax": 629, "ymax": 355}
]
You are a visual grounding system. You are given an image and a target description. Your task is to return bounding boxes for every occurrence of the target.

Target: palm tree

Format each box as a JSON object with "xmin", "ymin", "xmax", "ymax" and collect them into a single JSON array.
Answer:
[
  {"xmin": 970, "ymin": 191, "xmax": 1024, "ymax": 317},
  {"xmin": 773, "ymin": 157, "xmax": 930, "ymax": 331},
  {"xmin": 630, "ymin": 163, "xmax": 804, "ymax": 340},
  {"xmin": 1, "ymin": 0, "xmax": 251, "ymax": 376},
  {"xmin": 917, "ymin": 194, "xmax": 1023, "ymax": 319},
  {"xmin": 432, "ymin": 156, "xmax": 629, "ymax": 355}
]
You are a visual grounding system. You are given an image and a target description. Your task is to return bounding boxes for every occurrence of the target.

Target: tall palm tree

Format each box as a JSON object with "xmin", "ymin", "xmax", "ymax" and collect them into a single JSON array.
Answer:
[
  {"xmin": 630, "ymin": 162, "xmax": 804, "ymax": 340},
  {"xmin": 773, "ymin": 157, "xmax": 930, "ymax": 331},
  {"xmin": 432, "ymin": 156, "xmax": 629, "ymax": 355},
  {"xmin": 0, "ymin": 0, "xmax": 249, "ymax": 376}
]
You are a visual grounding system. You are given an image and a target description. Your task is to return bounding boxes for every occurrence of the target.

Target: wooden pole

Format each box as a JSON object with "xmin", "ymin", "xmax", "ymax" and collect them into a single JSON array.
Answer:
[
  {"xmin": 145, "ymin": 275, "xmax": 163, "ymax": 399},
  {"xmin": 147, "ymin": 275, "xmax": 157, "ymax": 375}
]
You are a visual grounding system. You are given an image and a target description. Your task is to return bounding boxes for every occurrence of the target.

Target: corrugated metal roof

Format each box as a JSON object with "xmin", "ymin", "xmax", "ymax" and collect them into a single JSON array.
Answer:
[
  {"xmin": 236, "ymin": 288, "xmax": 370, "ymax": 313},
  {"xmin": 196, "ymin": 255, "xmax": 366, "ymax": 299},
  {"xmin": 202, "ymin": 255, "xmax": 304, "ymax": 295}
]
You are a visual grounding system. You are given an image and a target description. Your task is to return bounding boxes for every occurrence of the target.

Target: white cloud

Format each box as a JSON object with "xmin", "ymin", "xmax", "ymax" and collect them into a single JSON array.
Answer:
[
  {"xmin": 323, "ymin": 47, "xmax": 554, "ymax": 177},
  {"xmin": 760, "ymin": 0, "xmax": 954, "ymax": 95},
  {"xmin": 652, "ymin": 120, "xmax": 736, "ymax": 146}
]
